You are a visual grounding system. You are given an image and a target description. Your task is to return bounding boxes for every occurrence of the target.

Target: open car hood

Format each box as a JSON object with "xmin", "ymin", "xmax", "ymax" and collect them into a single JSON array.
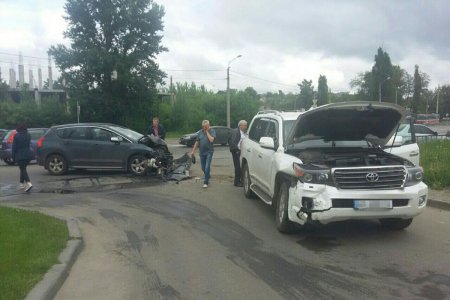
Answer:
[{"xmin": 286, "ymin": 102, "xmax": 406, "ymax": 148}]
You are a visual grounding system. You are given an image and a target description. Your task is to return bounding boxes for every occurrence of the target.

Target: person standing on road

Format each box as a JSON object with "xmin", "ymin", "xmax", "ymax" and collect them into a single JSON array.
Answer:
[
  {"xmin": 229, "ymin": 120, "xmax": 247, "ymax": 187},
  {"xmin": 191, "ymin": 120, "xmax": 216, "ymax": 188},
  {"xmin": 12, "ymin": 123, "xmax": 34, "ymax": 192},
  {"xmin": 147, "ymin": 116, "xmax": 166, "ymax": 140}
]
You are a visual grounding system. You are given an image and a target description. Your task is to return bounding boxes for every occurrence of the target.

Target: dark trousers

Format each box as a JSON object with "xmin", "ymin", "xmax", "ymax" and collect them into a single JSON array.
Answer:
[
  {"xmin": 17, "ymin": 160, "xmax": 30, "ymax": 183},
  {"xmin": 232, "ymin": 151, "xmax": 241, "ymax": 185}
]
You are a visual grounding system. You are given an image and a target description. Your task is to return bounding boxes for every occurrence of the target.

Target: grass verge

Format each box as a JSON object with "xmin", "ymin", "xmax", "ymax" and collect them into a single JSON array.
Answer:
[
  {"xmin": 420, "ymin": 140, "xmax": 450, "ymax": 189},
  {"xmin": 0, "ymin": 206, "xmax": 68, "ymax": 300}
]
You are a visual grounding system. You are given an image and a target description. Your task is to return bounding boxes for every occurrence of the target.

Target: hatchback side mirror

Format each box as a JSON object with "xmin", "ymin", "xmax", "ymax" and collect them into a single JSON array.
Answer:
[{"xmin": 111, "ymin": 136, "xmax": 123, "ymax": 144}]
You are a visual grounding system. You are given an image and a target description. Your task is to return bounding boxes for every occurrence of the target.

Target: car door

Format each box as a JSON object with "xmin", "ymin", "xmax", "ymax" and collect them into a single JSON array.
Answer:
[
  {"xmin": 87, "ymin": 127, "xmax": 129, "ymax": 169},
  {"xmin": 244, "ymin": 118, "xmax": 269, "ymax": 188},
  {"xmin": 386, "ymin": 121, "xmax": 420, "ymax": 166},
  {"xmin": 256, "ymin": 119, "xmax": 279, "ymax": 194},
  {"xmin": 214, "ymin": 127, "xmax": 224, "ymax": 144},
  {"xmin": 59, "ymin": 127, "xmax": 93, "ymax": 167}
]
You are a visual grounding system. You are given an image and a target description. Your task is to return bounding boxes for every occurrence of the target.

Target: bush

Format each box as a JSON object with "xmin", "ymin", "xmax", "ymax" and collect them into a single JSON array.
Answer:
[{"xmin": 420, "ymin": 140, "xmax": 450, "ymax": 189}]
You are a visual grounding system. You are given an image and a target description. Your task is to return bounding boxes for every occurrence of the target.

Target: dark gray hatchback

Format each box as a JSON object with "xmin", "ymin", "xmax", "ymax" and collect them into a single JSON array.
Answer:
[{"xmin": 37, "ymin": 123, "xmax": 170, "ymax": 175}]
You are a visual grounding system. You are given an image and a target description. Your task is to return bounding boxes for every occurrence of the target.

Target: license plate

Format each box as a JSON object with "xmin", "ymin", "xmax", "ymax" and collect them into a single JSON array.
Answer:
[{"xmin": 354, "ymin": 200, "xmax": 393, "ymax": 209}]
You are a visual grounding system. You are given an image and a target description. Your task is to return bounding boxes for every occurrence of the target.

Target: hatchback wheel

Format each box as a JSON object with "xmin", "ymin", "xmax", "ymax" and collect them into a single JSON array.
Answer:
[
  {"xmin": 46, "ymin": 154, "xmax": 68, "ymax": 175},
  {"xmin": 129, "ymin": 154, "xmax": 148, "ymax": 176}
]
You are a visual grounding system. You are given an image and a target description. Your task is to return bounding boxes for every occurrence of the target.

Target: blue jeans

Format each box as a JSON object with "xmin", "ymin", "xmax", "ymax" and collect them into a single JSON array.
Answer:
[{"xmin": 200, "ymin": 152, "xmax": 213, "ymax": 184}]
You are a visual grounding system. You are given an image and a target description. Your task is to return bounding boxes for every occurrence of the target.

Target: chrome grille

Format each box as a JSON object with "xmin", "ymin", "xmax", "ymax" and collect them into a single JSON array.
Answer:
[{"xmin": 333, "ymin": 166, "xmax": 407, "ymax": 190}]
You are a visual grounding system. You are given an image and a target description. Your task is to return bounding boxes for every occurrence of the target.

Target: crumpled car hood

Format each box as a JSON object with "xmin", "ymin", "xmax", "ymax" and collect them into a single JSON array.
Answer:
[{"xmin": 286, "ymin": 102, "xmax": 405, "ymax": 148}]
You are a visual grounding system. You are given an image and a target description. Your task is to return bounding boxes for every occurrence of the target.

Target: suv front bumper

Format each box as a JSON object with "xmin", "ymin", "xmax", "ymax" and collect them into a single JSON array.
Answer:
[{"xmin": 288, "ymin": 182, "xmax": 428, "ymax": 225}]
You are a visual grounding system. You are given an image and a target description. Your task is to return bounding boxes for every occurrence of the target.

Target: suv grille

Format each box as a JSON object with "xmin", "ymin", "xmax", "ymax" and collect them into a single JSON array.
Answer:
[{"xmin": 333, "ymin": 166, "xmax": 407, "ymax": 190}]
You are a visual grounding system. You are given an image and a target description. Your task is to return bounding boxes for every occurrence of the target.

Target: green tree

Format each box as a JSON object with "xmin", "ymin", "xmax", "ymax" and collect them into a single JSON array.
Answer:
[
  {"xmin": 372, "ymin": 47, "xmax": 394, "ymax": 102},
  {"xmin": 297, "ymin": 79, "xmax": 314, "ymax": 110},
  {"xmin": 317, "ymin": 75, "xmax": 329, "ymax": 106},
  {"xmin": 49, "ymin": 0, "xmax": 166, "ymax": 131},
  {"xmin": 411, "ymin": 65, "xmax": 430, "ymax": 113}
]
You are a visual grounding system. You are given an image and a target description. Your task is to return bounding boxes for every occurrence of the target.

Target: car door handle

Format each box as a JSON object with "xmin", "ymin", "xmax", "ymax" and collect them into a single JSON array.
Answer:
[
  {"xmin": 409, "ymin": 151, "xmax": 419, "ymax": 157},
  {"xmin": 247, "ymin": 149, "xmax": 251, "ymax": 152},
  {"xmin": 258, "ymin": 154, "xmax": 263, "ymax": 158}
]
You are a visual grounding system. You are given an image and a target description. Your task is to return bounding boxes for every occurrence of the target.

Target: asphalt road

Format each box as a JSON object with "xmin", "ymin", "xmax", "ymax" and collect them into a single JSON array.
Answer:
[{"xmin": 1, "ymin": 141, "xmax": 450, "ymax": 299}]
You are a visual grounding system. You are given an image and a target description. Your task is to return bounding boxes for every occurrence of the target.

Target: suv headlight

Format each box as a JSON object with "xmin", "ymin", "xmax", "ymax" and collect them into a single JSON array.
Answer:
[
  {"xmin": 293, "ymin": 163, "xmax": 331, "ymax": 184},
  {"xmin": 405, "ymin": 166, "xmax": 424, "ymax": 186}
]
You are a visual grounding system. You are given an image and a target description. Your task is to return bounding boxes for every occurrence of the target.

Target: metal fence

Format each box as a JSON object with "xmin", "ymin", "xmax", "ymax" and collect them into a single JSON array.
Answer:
[{"xmin": 416, "ymin": 135, "xmax": 450, "ymax": 143}]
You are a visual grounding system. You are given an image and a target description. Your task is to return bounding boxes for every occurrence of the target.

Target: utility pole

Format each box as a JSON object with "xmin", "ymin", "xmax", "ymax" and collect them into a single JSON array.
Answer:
[
  {"xmin": 226, "ymin": 54, "xmax": 242, "ymax": 128},
  {"xmin": 436, "ymin": 86, "xmax": 440, "ymax": 114},
  {"xmin": 378, "ymin": 76, "xmax": 391, "ymax": 103}
]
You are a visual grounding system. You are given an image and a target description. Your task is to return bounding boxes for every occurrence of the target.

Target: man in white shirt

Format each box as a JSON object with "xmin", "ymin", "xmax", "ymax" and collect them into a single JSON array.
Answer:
[{"xmin": 229, "ymin": 120, "xmax": 247, "ymax": 187}]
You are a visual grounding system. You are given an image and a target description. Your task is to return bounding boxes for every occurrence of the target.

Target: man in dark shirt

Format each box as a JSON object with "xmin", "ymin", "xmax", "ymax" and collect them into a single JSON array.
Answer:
[
  {"xmin": 229, "ymin": 120, "xmax": 247, "ymax": 187},
  {"xmin": 147, "ymin": 116, "xmax": 166, "ymax": 140},
  {"xmin": 191, "ymin": 120, "xmax": 216, "ymax": 188}
]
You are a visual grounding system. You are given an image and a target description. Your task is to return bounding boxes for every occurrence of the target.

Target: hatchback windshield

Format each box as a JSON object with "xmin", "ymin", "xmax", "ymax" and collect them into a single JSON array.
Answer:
[{"xmin": 108, "ymin": 125, "xmax": 143, "ymax": 141}]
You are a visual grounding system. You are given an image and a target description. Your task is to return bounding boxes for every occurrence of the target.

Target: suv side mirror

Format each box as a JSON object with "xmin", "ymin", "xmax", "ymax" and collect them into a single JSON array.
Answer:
[
  {"xmin": 259, "ymin": 137, "xmax": 275, "ymax": 150},
  {"xmin": 111, "ymin": 136, "xmax": 123, "ymax": 144}
]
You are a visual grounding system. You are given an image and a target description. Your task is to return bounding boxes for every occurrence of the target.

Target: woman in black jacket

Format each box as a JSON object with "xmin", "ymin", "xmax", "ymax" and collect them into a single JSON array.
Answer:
[{"xmin": 12, "ymin": 123, "xmax": 34, "ymax": 192}]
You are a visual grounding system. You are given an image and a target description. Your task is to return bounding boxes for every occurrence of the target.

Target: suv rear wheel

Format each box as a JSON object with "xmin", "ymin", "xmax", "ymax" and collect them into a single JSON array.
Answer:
[
  {"xmin": 275, "ymin": 181, "xmax": 297, "ymax": 233},
  {"xmin": 379, "ymin": 218, "xmax": 413, "ymax": 230},
  {"xmin": 46, "ymin": 154, "xmax": 68, "ymax": 175}
]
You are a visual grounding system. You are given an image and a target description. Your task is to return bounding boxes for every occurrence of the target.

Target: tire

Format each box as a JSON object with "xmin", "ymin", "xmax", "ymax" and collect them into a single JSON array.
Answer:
[
  {"xmin": 379, "ymin": 218, "xmax": 413, "ymax": 230},
  {"xmin": 275, "ymin": 181, "xmax": 297, "ymax": 233},
  {"xmin": 128, "ymin": 154, "xmax": 148, "ymax": 176},
  {"xmin": 242, "ymin": 164, "xmax": 255, "ymax": 198},
  {"xmin": 46, "ymin": 154, "xmax": 68, "ymax": 175},
  {"xmin": 3, "ymin": 158, "xmax": 15, "ymax": 166}
]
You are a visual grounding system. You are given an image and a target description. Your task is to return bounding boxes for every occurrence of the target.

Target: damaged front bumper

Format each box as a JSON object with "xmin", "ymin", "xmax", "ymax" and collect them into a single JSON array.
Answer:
[
  {"xmin": 288, "ymin": 181, "xmax": 428, "ymax": 225},
  {"xmin": 146, "ymin": 152, "xmax": 193, "ymax": 182}
]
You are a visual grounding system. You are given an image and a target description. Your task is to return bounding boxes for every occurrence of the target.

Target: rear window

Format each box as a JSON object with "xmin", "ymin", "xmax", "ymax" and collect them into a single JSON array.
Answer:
[{"xmin": 29, "ymin": 129, "xmax": 47, "ymax": 140}]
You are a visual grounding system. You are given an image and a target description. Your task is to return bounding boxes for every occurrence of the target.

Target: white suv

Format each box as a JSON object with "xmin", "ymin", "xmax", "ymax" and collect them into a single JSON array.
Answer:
[{"xmin": 241, "ymin": 102, "xmax": 428, "ymax": 233}]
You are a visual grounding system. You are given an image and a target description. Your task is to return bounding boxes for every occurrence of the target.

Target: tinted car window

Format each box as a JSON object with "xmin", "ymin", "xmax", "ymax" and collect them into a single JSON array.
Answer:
[
  {"xmin": 249, "ymin": 118, "xmax": 270, "ymax": 142},
  {"xmin": 57, "ymin": 127, "xmax": 89, "ymax": 140},
  {"xmin": 91, "ymin": 128, "xmax": 117, "ymax": 141},
  {"xmin": 29, "ymin": 129, "xmax": 46, "ymax": 140},
  {"xmin": 414, "ymin": 125, "xmax": 434, "ymax": 135}
]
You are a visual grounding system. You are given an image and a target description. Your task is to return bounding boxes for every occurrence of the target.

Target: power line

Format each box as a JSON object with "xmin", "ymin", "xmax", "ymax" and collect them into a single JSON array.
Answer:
[
  {"xmin": 230, "ymin": 71, "xmax": 299, "ymax": 89},
  {"xmin": 0, "ymin": 51, "xmax": 50, "ymax": 61},
  {"xmin": 163, "ymin": 69, "xmax": 223, "ymax": 72},
  {"xmin": 171, "ymin": 77, "xmax": 225, "ymax": 81}
]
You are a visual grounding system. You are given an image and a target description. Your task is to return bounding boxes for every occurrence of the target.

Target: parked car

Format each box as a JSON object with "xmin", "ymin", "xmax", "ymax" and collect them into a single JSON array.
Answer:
[
  {"xmin": 0, "ymin": 129, "xmax": 7, "ymax": 142},
  {"xmin": 37, "ymin": 123, "xmax": 173, "ymax": 176},
  {"xmin": 179, "ymin": 126, "xmax": 232, "ymax": 147},
  {"xmin": 241, "ymin": 102, "xmax": 428, "ymax": 233},
  {"xmin": 0, "ymin": 128, "xmax": 47, "ymax": 165}
]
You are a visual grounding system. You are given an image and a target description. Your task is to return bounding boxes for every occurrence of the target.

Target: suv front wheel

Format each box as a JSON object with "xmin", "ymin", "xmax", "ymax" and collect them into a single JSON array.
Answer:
[{"xmin": 275, "ymin": 181, "xmax": 297, "ymax": 233}]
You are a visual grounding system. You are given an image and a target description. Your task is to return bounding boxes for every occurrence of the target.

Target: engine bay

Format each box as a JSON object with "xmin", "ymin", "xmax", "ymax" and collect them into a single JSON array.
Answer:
[{"xmin": 296, "ymin": 148, "xmax": 411, "ymax": 168}]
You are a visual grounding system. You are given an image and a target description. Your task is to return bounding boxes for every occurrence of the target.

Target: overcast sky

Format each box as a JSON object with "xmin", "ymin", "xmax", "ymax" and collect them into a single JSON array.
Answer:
[{"xmin": 0, "ymin": 0, "xmax": 449, "ymax": 93}]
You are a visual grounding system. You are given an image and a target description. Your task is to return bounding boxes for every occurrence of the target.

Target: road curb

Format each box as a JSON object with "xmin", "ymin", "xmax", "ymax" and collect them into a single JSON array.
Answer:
[
  {"xmin": 24, "ymin": 218, "xmax": 84, "ymax": 300},
  {"xmin": 427, "ymin": 198, "xmax": 450, "ymax": 211}
]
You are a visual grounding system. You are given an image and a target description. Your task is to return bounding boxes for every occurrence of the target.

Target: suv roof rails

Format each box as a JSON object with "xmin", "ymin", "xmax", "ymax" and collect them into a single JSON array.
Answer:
[{"xmin": 257, "ymin": 110, "xmax": 280, "ymax": 115}]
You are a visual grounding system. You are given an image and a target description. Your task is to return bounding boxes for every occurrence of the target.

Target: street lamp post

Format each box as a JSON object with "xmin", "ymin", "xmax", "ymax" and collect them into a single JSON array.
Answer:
[
  {"xmin": 378, "ymin": 76, "xmax": 391, "ymax": 103},
  {"xmin": 227, "ymin": 54, "xmax": 242, "ymax": 128}
]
